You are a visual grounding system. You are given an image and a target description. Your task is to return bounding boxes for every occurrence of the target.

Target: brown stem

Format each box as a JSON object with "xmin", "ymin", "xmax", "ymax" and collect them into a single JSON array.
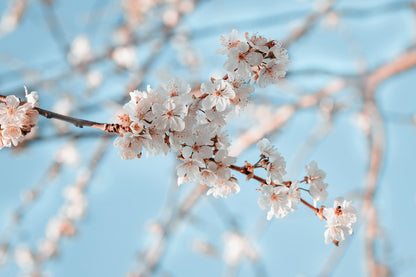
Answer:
[
  {"xmin": 0, "ymin": 94, "xmax": 123, "ymax": 134},
  {"xmin": 229, "ymin": 164, "xmax": 320, "ymax": 215},
  {"xmin": 300, "ymin": 198, "xmax": 319, "ymax": 213}
]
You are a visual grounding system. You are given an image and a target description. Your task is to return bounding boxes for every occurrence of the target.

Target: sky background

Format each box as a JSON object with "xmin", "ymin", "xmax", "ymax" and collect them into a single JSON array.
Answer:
[{"xmin": 0, "ymin": 0, "xmax": 416, "ymax": 276}]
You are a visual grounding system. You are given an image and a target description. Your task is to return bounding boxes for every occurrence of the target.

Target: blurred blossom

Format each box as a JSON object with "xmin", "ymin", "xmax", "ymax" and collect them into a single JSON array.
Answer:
[
  {"xmin": 112, "ymin": 46, "xmax": 138, "ymax": 69},
  {"xmin": 14, "ymin": 245, "xmax": 35, "ymax": 270},
  {"xmin": 222, "ymin": 232, "xmax": 258, "ymax": 266},
  {"xmin": 86, "ymin": 70, "xmax": 103, "ymax": 90},
  {"xmin": 68, "ymin": 35, "xmax": 92, "ymax": 65},
  {"xmin": 55, "ymin": 142, "xmax": 81, "ymax": 167}
]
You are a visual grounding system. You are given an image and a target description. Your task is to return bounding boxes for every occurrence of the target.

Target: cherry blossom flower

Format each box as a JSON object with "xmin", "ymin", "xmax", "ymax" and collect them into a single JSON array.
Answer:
[
  {"xmin": 216, "ymin": 29, "xmax": 242, "ymax": 55},
  {"xmin": 199, "ymin": 167, "xmax": 217, "ymax": 187},
  {"xmin": 246, "ymin": 33, "xmax": 269, "ymax": 53},
  {"xmin": 176, "ymin": 158, "xmax": 203, "ymax": 185},
  {"xmin": 256, "ymin": 60, "xmax": 287, "ymax": 88},
  {"xmin": 0, "ymin": 92, "xmax": 39, "ymax": 149},
  {"xmin": 165, "ymin": 77, "xmax": 192, "ymax": 103},
  {"xmin": 305, "ymin": 160, "xmax": 326, "ymax": 184},
  {"xmin": 113, "ymin": 132, "xmax": 142, "ymax": 160},
  {"xmin": 309, "ymin": 181, "xmax": 328, "ymax": 206},
  {"xmin": 227, "ymin": 72, "xmax": 255, "ymax": 110},
  {"xmin": 181, "ymin": 132, "xmax": 213, "ymax": 163},
  {"xmin": 0, "ymin": 95, "xmax": 25, "ymax": 126},
  {"xmin": 323, "ymin": 197, "xmax": 357, "ymax": 245},
  {"xmin": 201, "ymin": 79, "xmax": 235, "ymax": 112},
  {"xmin": 1, "ymin": 125, "xmax": 23, "ymax": 146},
  {"xmin": 196, "ymin": 108, "xmax": 228, "ymax": 130},
  {"xmin": 270, "ymin": 41, "xmax": 289, "ymax": 65},
  {"xmin": 287, "ymin": 181, "xmax": 301, "ymax": 211},
  {"xmin": 207, "ymin": 177, "xmax": 240, "ymax": 198},
  {"xmin": 123, "ymin": 90, "xmax": 152, "ymax": 123},
  {"xmin": 25, "ymin": 89, "xmax": 39, "ymax": 108},
  {"xmin": 256, "ymin": 138, "xmax": 279, "ymax": 162},
  {"xmin": 152, "ymin": 100, "xmax": 187, "ymax": 131},
  {"xmin": 258, "ymin": 184, "xmax": 291, "ymax": 220},
  {"xmin": 223, "ymin": 41, "xmax": 262, "ymax": 78}
]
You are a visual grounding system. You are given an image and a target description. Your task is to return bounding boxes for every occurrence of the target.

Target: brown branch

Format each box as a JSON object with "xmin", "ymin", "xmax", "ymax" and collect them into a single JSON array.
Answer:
[
  {"xmin": 367, "ymin": 49, "xmax": 416, "ymax": 94},
  {"xmin": 360, "ymin": 48, "xmax": 416, "ymax": 277},
  {"xmin": 229, "ymin": 165, "xmax": 320, "ymax": 214},
  {"xmin": 0, "ymin": 94, "xmax": 124, "ymax": 134}
]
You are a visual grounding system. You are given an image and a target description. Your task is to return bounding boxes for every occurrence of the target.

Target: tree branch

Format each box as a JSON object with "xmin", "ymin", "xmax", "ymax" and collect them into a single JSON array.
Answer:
[{"xmin": 0, "ymin": 94, "xmax": 124, "ymax": 134}]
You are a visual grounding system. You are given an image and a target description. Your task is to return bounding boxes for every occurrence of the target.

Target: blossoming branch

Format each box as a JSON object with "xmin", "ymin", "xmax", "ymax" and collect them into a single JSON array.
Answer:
[{"xmin": 0, "ymin": 30, "xmax": 356, "ymax": 246}]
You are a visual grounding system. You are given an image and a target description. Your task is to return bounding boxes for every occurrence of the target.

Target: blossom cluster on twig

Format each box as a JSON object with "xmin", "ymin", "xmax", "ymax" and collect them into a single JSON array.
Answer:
[
  {"xmin": 254, "ymin": 138, "xmax": 356, "ymax": 245},
  {"xmin": 112, "ymin": 30, "xmax": 289, "ymax": 198},
  {"xmin": 0, "ymin": 30, "xmax": 356, "ymax": 245},
  {"xmin": 0, "ymin": 89, "xmax": 39, "ymax": 149}
]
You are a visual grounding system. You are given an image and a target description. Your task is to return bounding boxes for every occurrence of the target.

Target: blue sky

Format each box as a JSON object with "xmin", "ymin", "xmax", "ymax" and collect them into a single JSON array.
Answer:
[{"xmin": 0, "ymin": 0, "xmax": 416, "ymax": 276}]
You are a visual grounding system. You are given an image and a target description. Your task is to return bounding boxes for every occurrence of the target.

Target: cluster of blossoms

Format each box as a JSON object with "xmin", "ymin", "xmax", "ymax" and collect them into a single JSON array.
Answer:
[
  {"xmin": 323, "ymin": 197, "xmax": 357, "ymax": 245},
  {"xmin": 112, "ymin": 30, "xmax": 356, "ymax": 245},
  {"xmin": 0, "ymin": 30, "xmax": 355, "ymax": 247},
  {"xmin": 217, "ymin": 29, "xmax": 289, "ymax": 88},
  {"xmin": 255, "ymin": 138, "xmax": 356, "ymax": 245},
  {"xmin": 114, "ymin": 30, "xmax": 289, "ymax": 198},
  {"xmin": 0, "ymin": 90, "xmax": 39, "ymax": 149}
]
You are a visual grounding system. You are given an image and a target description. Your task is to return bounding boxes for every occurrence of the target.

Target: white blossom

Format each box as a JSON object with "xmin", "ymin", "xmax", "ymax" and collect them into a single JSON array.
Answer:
[
  {"xmin": 0, "ymin": 93, "xmax": 39, "ymax": 149},
  {"xmin": 309, "ymin": 181, "xmax": 328, "ymax": 206},
  {"xmin": 14, "ymin": 245, "xmax": 35, "ymax": 270},
  {"xmin": 207, "ymin": 177, "xmax": 240, "ymax": 198},
  {"xmin": 112, "ymin": 46, "xmax": 138, "ymax": 69},
  {"xmin": 287, "ymin": 181, "xmax": 301, "ymax": 211},
  {"xmin": 181, "ymin": 138, "xmax": 213, "ymax": 163},
  {"xmin": 166, "ymin": 77, "xmax": 192, "ymax": 103},
  {"xmin": 256, "ymin": 138, "xmax": 279, "ymax": 162},
  {"xmin": 256, "ymin": 60, "xmax": 287, "ymax": 88},
  {"xmin": 257, "ymin": 138, "xmax": 287, "ymax": 184},
  {"xmin": 216, "ymin": 29, "xmax": 242, "ymax": 55},
  {"xmin": 223, "ymin": 41, "xmax": 262, "ymax": 78},
  {"xmin": 266, "ymin": 157, "xmax": 287, "ymax": 185},
  {"xmin": 113, "ymin": 132, "xmax": 142, "ymax": 160},
  {"xmin": 0, "ymin": 95, "xmax": 25, "ymax": 126},
  {"xmin": 222, "ymin": 232, "xmax": 258, "ymax": 266},
  {"xmin": 305, "ymin": 160, "xmax": 326, "ymax": 184},
  {"xmin": 24, "ymin": 89, "xmax": 39, "ymax": 108},
  {"xmin": 246, "ymin": 33, "xmax": 269, "ymax": 53},
  {"xmin": 323, "ymin": 197, "xmax": 357, "ymax": 244},
  {"xmin": 152, "ymin": 100, "xmax": 187, "ymax": 131},
  {"xmin": 201, "ymin": 79, "xmax": 235, "ymax": 112},
  {"xmin": 176, "ymin": 159, "xmax": 203, "ymax": 185},
  {"xmin": 258, "ymin": 184, "xmax": 291, "ymax": 220},
  {"xmin": 68, "ymin": 35, "xmax": 92, "ymax": 65},
  {"xmin": 270, "ymin": 41, "xmax": 289, "ymax": 65}
]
